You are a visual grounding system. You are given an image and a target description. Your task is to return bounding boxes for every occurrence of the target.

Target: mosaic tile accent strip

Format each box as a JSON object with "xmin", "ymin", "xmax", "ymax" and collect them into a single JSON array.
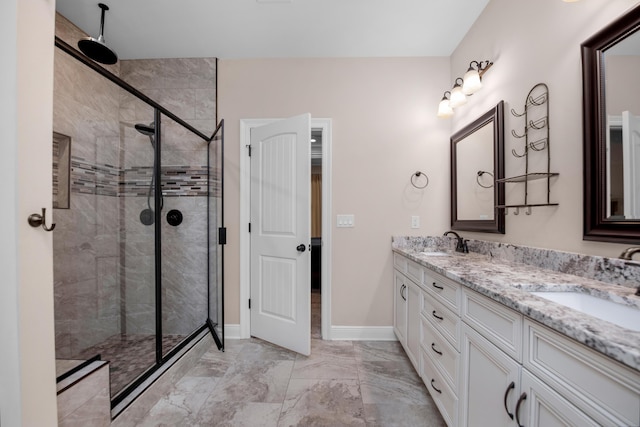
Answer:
[
  {"xmin": 69, "ymin": 156, "xmax": 220, "ymax": 198},
  {"xmin": 71, "ymin": 156, "xmax": 121, "ymax": 197}
]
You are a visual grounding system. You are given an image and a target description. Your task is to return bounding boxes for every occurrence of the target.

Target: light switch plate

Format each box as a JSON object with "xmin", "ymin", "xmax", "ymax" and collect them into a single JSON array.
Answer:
[
  {"xmin": 337, "ymin": 214, "xmax": 355, "ymax": 228},
  {"xmin": 411, "ymin": 216, "xmax": 420, "ymax": 229}
]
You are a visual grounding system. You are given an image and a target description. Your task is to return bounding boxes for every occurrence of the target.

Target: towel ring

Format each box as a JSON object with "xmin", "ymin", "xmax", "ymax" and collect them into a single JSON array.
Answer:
[
  {"xmin": 476, "ymin": 170, "xmax": 494, "ymax": 189},
  {"xmin": 411, "ymin": 171, "xmax": 429, "ymax": 189}
]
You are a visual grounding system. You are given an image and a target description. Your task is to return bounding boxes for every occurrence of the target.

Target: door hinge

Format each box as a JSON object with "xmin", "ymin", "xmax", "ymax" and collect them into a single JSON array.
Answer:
[
  {"xmin": 248, "ymin": 223, "xmax": 251, "ymax": 233},
  {"xmin": 218, "ymin": 227, "xmax": 227, "ymax": 245},
  {"xmin": 248, "ymin": 299, "xmax": 251, "ymax": 309},
  {"xmin": 246, "ymin": 144, "xmax": 252, "ymax": 156}
]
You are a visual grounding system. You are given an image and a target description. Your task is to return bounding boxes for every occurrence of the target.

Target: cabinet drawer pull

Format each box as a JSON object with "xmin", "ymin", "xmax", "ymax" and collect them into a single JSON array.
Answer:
[
  {"xmin": 503, "ymin": 381, "xmax": 515, "ymax": 420},
  {"xmin": 432, "ymin": 281, "xmax": 444, "ymax": 290},
  {"xmin": 431, "ymin": 343, "xmax": 443, "ymax": 356},
  {"xmin": 515, "ymin": 392, "xmax": 527, "ymax": 427},
  {"xmin": 400, "ymin": 284, "xmax": 406, "ymax": 301},
  {"xmin": 432, "ymin": 310, "xmax": 443, "ymax": 321},
  {"xmin": 430, "ymin": 379, "xmax": 442, "ymax": 394}
]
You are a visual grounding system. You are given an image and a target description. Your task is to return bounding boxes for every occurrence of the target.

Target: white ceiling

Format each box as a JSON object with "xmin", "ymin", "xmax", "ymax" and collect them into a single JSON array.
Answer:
[{"xmin": 55, "ymin": 0, "xmax": 490, "ymax": 60}]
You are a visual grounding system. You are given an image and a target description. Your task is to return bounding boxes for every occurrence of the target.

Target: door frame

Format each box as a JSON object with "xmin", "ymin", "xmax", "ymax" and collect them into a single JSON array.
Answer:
[{"xmin": 239, "ymin": 118, "xmax": 332, "ymax": 340}]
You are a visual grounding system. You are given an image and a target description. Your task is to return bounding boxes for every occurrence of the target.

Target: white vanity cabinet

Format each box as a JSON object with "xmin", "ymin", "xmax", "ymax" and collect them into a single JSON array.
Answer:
[
  {"xmin": 392, "ymin": 252, "xmax": 640, "ymax": 427},
  {"xmin": 393, "ymin": 270, "xmax": 408, "ymax": 346},
  {"xmin": 459, "ymin": 322, "xmax": 520, "ymax": 427},
  {"xmin": 393, "ymin": 254, "xmax": 423, "ymax": 370},
  {"xmin": 420, "ymin": 269, "xmax": 462, "ymax": 427}
]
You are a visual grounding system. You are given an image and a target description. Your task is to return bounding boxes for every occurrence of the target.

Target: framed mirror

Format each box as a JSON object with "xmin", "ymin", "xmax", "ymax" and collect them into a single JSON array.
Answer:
[
  {"xmin": 582, "ymin": 4, "xmax": 640, "ymax": 243},
  {"xmin": 451, "ymin": 101, "xmax": 505, "ymax": 233}
]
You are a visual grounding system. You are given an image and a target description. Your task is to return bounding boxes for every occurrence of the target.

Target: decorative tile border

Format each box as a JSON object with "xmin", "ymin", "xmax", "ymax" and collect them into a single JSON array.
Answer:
[{"xmin": 70, "ymin": 156, "xmax": 219, "ymax": 198}]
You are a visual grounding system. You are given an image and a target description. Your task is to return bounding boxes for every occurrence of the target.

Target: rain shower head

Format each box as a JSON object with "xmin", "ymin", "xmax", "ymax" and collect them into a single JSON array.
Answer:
[{"xmin": 78, "ymin": 3, "xmax": 118, "ymax": 65}]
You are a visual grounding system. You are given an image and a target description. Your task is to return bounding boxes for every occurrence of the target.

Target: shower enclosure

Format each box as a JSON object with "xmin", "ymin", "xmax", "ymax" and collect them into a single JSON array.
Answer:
[{"xmin": 52, "ymin": 35, "xmax": 224, "ymax": 407}]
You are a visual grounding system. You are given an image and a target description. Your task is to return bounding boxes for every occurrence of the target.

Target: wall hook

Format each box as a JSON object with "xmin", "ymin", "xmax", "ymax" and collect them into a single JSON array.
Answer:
[
  {"xmin": 411, "ymin": 171, "xmax": 429, "ymax": 189},
  {"xmin": 28, "ymin": 207, "xmax": 56, "ymax": 231}
]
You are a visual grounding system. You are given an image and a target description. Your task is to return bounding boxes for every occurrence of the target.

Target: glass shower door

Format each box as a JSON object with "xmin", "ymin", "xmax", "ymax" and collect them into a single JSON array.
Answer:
[
  {"xmin": 159, "ymin": 113, "xmax": 210, "ymax": 357},
  {"xmin": 208, "ymin": 120, "xmax": 225, "ymax": 347}
]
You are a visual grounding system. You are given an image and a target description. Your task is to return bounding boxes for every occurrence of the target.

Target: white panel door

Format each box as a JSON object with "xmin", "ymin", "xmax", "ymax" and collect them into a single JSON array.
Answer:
[
  {"xmin": 622, "ymin": 111, "xmax": 640, "ymax": 218},
  {"xmin": 250, "ymin": 113, "xmax": 311, "ymax": 355}
]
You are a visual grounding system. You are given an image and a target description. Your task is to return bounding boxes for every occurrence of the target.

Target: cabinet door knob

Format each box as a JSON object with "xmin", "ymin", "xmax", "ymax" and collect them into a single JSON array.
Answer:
[
  {"xmin": 515, "ymin": 392, "xmax": 527, "ymax": 427},
  {"xmin": 503, "ymin": 381, "xmax": 515, "ymax": 420}
]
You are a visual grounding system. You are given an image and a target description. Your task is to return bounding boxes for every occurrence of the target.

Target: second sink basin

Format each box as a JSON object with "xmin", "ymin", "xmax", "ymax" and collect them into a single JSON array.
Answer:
[{"xmin": 531, "ymin": 291, "xmax": 640, "ymax": 332}]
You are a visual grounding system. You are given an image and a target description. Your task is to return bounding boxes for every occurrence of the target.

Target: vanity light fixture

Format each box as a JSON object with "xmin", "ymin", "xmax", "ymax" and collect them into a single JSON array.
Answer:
[
  {"xmin": 462, "ymin": 60, "xmax": 493, "ymax": 95},
  {"xmin": 450, "ymin": 78, "xmax": 468, "ymax": 108},
  {"xmin": 437, "ymin": 91, "xmax": 454, "ymax": 118},
  {"xmin": 437, "ymin": 59, "xmax": 494, "ymax": 118}
]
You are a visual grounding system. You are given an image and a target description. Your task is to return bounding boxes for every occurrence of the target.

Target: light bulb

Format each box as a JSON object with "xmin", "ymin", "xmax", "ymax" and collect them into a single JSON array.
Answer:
[
  {"xmin": 449, "ymin": 79, "xmax": 467, "ymax": 108},
  {"xmin": 462, "ymin": 67, "xmax": 482, "ymax": 95},
  {"xmin": 437, "ymin": 96, "xmax": 454, "ymax": 118}
]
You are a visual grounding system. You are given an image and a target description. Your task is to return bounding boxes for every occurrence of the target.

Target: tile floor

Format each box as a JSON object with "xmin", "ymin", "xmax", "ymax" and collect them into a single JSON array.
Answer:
[
  {"xmin": 76, "ymin": 334, "xmax": 187, "ymax": 396},
  {"xmin": 121, "ymin": 290, "xmax": 447, "ymax": 426}
]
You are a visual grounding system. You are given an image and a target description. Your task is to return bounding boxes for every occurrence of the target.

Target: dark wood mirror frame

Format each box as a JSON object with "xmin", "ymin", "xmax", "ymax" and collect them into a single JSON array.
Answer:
[
  {"xmin": 451, "ymin": 101, "xmax": 505, "ymax": 234},
  {"xmin": 582, "ymin": 4, "xmax": 640, "ymax": 243}
]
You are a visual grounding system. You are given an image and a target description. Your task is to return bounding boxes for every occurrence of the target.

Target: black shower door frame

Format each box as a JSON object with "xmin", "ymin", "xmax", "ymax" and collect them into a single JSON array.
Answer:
[{"xmin": 54, "ymin": 36, "xmax": 225, "ymax": 410}]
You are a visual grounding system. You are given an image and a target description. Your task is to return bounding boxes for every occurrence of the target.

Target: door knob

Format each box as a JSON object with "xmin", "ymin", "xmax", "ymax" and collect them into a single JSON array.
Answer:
[
  {"xmin": 296, "ymin": 244, "xmax": 306, "ymax": 252},
  {"xmin": 28, "ymin": 208, "xmax": 56, "ymax": 232}
]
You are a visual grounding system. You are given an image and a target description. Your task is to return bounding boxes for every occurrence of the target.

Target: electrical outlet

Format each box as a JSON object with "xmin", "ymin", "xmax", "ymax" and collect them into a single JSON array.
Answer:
[{"xmin": 411, "ymin": 215, "xmax": 420, "ymax": 229}]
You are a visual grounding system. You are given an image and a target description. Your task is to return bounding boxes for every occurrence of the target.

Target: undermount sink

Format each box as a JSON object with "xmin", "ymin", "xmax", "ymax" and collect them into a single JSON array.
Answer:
[
  {"xmin": 420, "ymin": 251, "xmax": 450, "ymax": 257},
  {"xmin": 531, "ymin": 291, "xmax": 640, "ymax": 332}
]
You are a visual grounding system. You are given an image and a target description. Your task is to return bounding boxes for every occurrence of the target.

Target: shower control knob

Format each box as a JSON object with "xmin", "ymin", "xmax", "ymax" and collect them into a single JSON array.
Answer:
[
  {"xmin": 296, "ymin": 244, "xmax": 306, "ymax": 253},
  {"xmin": 167, "ymin": 209, "xmax": 183, "ymax": 227}
]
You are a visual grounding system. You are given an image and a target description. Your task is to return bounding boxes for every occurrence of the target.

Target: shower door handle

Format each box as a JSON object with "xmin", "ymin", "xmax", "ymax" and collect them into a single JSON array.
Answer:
[
  {"xmin": 296, "ymin": 244, "xmax": 306, "ymax": 252},
  {"xmin": 28, "ymin": 208, "xmax": 56, "ymax": 232}
]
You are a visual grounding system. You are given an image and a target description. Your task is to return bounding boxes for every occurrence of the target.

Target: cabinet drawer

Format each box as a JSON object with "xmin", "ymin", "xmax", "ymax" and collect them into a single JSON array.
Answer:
[
  {"xmin": 393, "ymin": 253, "xmax": 407, "ymax": 274},
  {"xmin": 406, "ymin": 259, "xmax": 423, "ymax": 285},
  {"xmin": 424, "ymin": 270, "xmax": 461, "ymax": 314},
  {"xmin": 461, "ymin": 289, "xmax": 522, "ymax": 362},
  {"xmin": 524, "ymin": 319, "xmax": 640, "ymax": 427},
  {"xmin": 422, "ymin": 347, "xmax": 458, "ymax": 427},
  {"xmin": 421, "ymin": 315, "xmax": 459, "ymax": 392},
  {"xmin": 422, "ymin": 291, "xmax": 460, "ymax": 350}
]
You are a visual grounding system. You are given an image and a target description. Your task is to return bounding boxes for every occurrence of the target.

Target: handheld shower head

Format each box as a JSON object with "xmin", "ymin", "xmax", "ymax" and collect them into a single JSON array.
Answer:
[{"xmin": 134, "ymin": 123, "xmax": 155, "ymax": 137}]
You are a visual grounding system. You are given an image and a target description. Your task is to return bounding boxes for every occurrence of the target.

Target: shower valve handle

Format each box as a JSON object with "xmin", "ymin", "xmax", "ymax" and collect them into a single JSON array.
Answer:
[{"xmin": 28, "ymin": 207, "xmax": 56, "ymax": 232}]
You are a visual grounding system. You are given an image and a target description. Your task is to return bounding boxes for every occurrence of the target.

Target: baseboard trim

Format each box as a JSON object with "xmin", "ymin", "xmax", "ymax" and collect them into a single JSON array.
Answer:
[
  {"xmin": 330, "ymin": 326, "xmax": 397, "ymax": 341},
  {"xmin": 224, "ymin": 324, "xmax": 242, "ymax": 340},
  {"xmin": 225, "ymin": 324, "xmax": 397, "ymax": 341}
]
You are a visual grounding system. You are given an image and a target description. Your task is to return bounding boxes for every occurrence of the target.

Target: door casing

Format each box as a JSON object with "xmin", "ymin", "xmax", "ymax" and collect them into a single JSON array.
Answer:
[{"xmin": 239, "ymin": 118, "xmax": 332, "ymax": 340}]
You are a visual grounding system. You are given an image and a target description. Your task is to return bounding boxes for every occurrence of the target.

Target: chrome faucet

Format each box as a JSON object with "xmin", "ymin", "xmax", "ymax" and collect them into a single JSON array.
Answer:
[
  {"xmin": 443, "ymin": 231, "xmax": 469, "ymax": 253},
  {"xmin": 619, "ymin": 247, "xmax": 640, "ymax": 296}
]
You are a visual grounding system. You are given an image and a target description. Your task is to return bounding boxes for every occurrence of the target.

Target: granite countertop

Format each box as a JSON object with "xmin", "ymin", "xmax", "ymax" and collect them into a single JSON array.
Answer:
[{"xmin": 392, "ymin": 243, "xmax": 640, "ymax": 372}]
